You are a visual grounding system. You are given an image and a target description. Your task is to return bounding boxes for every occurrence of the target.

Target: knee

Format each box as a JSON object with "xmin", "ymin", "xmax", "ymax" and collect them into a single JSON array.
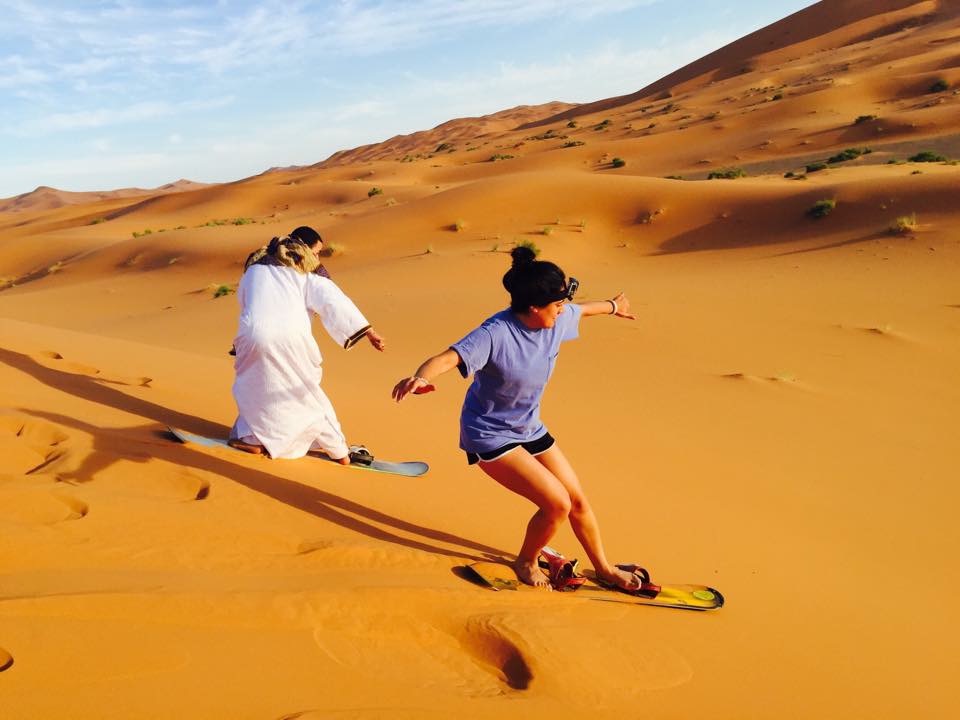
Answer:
[
  {"xmin": 542, "ymin": 493, "xmax": 572, "ymax": 521},
  {"xmin": 567, "ymin": 492, "xmax": 590, "ymax": 518}
]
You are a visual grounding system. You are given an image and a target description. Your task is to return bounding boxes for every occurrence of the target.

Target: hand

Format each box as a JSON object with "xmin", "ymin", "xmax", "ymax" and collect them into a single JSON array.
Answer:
[
  {"xmin": 366, "ymin": 329, "xmax": 386, "ymax": 352},
  {"xmin": 392, "ymin": 375, "xmax": 435, "ymax": 402},
  {"xmin": 611, "ymin": 292, "xmax": 636, "ymax": 320}
]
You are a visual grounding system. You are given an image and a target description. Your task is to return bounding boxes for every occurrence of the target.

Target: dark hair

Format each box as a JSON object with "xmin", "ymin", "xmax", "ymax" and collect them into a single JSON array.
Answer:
[
  {"xmin": 289, "ymin": 225, "xmax": 322, "ymax": 246},
  {"xmin": 502, "ymin": 246, "xmax": 567, "ymax": 312}
]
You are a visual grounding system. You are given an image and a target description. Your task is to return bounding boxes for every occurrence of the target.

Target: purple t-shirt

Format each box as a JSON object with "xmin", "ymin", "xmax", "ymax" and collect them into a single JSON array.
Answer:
[{"xmin": 450, "ymin": 303, "xmax": 583, "ymax": 453}]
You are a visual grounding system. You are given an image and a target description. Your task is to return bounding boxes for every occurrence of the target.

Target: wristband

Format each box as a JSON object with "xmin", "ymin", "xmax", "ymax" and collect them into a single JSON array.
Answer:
[{"xmin": 609, "ymin": 299, "xmax": 618, "ymax": 315}]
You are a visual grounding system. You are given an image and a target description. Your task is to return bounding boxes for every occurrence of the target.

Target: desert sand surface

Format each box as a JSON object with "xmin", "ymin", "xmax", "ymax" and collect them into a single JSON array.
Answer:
[{"xmin": 1, "ymin": 1, "xmax": 958, "ymax": 718}]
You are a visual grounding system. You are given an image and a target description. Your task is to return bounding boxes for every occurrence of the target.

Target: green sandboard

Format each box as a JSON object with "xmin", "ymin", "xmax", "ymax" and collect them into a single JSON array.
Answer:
[
  {"xmin": 466, "ymin": 560, "xmax": 724, "ymax": 611},
  {"xmin": 168, "ymin": 427, "xmax": 429, "ymax": 477}
]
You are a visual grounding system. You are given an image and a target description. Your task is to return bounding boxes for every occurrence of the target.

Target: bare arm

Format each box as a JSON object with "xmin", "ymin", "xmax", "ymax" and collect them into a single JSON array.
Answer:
[
  {"xmin": 392, "ymin": 348, "xmax": 461, "ymax": 402},
  {"xmin": 578, "ymin": 291, "xmax": 635, "ymax": 319}
]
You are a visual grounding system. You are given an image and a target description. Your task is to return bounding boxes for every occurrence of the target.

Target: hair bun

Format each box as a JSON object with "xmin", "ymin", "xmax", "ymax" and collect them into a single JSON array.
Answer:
[{"xmin": 510, "ymin": 246, "xmax": 536, "ymax": 268}]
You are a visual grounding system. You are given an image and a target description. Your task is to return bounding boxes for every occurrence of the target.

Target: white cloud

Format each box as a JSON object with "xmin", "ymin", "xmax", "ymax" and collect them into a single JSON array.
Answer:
[
  {"xmin": 27, "ymin": 101, "xmax": 173, "ymax": 134},
  {"xmin": 318, "ymin": 0, "xmax": 662, "ymax": 54},
  {"xmin": 0, "ymin": 55, "xmax": 48, "ymax": 88}
]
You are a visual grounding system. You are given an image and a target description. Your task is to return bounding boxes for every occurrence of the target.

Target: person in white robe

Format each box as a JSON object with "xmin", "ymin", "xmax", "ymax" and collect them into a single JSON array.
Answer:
[{"xmin": 229, "ymin": 227, "xmax": 385, "ymax": 462}]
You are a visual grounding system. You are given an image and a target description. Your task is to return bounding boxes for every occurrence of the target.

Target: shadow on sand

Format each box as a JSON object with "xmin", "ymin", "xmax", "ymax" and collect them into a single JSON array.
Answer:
[{"xmin": 2, "ymin": 346, "xmax": 508, "ymax": 562}]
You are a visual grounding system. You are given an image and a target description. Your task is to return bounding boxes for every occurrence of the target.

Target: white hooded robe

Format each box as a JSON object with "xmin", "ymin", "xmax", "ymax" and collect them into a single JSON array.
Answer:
[{"xmin": 230, "ymin": 263, "xmax": 368, "ymax": 459}]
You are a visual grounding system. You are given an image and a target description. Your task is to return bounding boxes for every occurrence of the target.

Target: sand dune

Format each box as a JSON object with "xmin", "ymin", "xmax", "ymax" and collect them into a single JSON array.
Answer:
[{"xmin": 1, "ymin": 0, "xmax": 958, "ymax": 717}]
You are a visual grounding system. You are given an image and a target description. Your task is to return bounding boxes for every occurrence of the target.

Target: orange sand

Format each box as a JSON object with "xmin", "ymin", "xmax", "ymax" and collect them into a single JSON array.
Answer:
[{"xmin": 1, "ymin": 1, "xmax": 958, "ymax": 717}]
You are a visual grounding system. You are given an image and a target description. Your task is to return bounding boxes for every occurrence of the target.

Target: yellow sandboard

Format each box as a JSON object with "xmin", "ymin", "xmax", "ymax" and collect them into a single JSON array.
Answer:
[{"xmin": 466, "ymin": 561, "xmax": 724, "ymax": 611}]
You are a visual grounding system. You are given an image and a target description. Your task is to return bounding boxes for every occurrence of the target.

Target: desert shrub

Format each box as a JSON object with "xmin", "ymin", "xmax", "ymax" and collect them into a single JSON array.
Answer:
[
  {"xmin": 489, "ymin": 154, "xmax": 515, "ymax": 162},
  {"xmin": 827, "ymin": 147, "xmax": 872, "ymax": 164},
  {"xmin": 808, "ymin": 199, "xmax": 836, "ymax": 218},
  {"xmin": 611, "ymin": 157, "xmax": 626, "ymax": 168},
  {"xmin": 929, "ymin": 78, "xmax": 949, "ymax": 93},
  {"xmin": 567, "ymin": 120, "xmax": 578, "ymax": 128},
  {"xmin": 829, "ymin": 148, "xmax": 867, "ymax": 163},
  {"xmin": 854, "ymin": 114, "xmax": 878, "ymax": 124},
  {"xmin": 516, "ymin": 239, "xmax": 540, "ymax": 256},
  {"xmin": 213, "ymin": 284, "xmax": 235, "ymax": 298},
  {"xmin": 453, "ymin": 220, "xmax": 465, "ymax": 232},
  {"xmin": 665, "ymin": 175, "xmax": 684, "ymax": 180},
  {"xmin": 890, "ymin": 214, "xmax": 917, "ymax": 235},
  {"xmin": 232, "ymin": 217, "xmax": 253, "ymax": 225},
  {"xmin": 806, "ymin": 162, "xmax": 828, "ymax": 173},
  {"xmin": 908, "ymin": 151, "xmax": 946, "ymax": 162},
  {"xmin": 784, "ymin": 171, "xmax": 795, "ymax": 178},
  {"xmin": 594, "ymin": 119, "xmax": 612, "ymax": 130},
  {"xmin": 708, "ymin": 167, "xmax": 746, "ymax": 179},
  {"xmin": 435, "ymin": 142, "xmax": 454, "ymax": 152},
  {"xmin": 562, "ymin": 140, "xmax": 585, "ymax": 148},
  {"xmin": 90, "ymin": 217, "xmax": 107, "ymax": 225},
  {"xmin": 526, "ymin": 129, "xmax": 563, "ymax": 141},
  {"xmin": 771, "ymin": 93, "xmax": 783, "ymax": 101},
  {"xmin": 368, "ymin": 187, "xmax": 383, "ymax": 197}
]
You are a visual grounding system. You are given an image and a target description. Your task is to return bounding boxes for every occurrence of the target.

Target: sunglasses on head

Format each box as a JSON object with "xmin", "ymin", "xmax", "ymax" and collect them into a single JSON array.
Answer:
[{"xmin": 564, "ymin": 277, "xmax": 579, "ymax": 301}]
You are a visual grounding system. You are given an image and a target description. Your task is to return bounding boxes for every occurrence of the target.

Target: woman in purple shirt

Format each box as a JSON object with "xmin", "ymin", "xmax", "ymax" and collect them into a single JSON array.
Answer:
[{"xmin": 392, "ymin": 247, "xmax": 643, "ymax": 591}]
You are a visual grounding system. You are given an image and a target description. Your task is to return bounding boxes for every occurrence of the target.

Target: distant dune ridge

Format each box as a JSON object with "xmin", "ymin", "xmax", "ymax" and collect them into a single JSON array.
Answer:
[
  {"xmin": 0, "ymin": 179, "xmax": 208, "ymax": 214},
  {"xmin": 0, "ymin": 1, "xmax": 957, "ymax": 718}
]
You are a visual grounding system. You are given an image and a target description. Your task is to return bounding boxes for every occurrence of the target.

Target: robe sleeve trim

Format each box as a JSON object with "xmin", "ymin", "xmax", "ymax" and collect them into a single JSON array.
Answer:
[{"xmin": 343, "ymin": 325, "xmax": 372, "ymax": 350}]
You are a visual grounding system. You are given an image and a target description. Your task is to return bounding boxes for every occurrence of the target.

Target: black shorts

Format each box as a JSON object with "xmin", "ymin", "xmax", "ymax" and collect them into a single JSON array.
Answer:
[{"xmin": 466, "ymin": 432, "xmax": 555, "ymax": 465}]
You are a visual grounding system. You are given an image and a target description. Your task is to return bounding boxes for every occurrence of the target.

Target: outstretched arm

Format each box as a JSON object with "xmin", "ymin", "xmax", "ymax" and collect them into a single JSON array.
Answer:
[
  {"xmin": 578, "ymin": 291, "xmax": 635, "ymax": 319},
  {"xmin": 392, "ymin": 348, "xmax": 461, "ymax": 402}
]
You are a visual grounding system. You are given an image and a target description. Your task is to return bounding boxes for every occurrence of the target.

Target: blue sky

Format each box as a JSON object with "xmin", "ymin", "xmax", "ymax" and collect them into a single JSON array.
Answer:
[{"xmin": 0, "ymin": 0, "xmax": 814, "ymax": 198}]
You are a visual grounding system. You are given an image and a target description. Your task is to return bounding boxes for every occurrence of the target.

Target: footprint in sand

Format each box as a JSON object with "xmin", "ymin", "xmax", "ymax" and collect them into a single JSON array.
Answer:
[
  {"xmin": 460, "ymin": 612, "xmax": 693, "ymax": 694},
  {"xmin": 0, "ymin": 647, "xmax": 12, "ymax": 672},
  {"xmin": 0, "ymin": 416, "xmax": 87, "ymax": 524},
  {"xmin": 0, "ymin": 478, "xmax": 88, "ymax": 525},
  {"xmin": 720, "ymin": 372, "xmax": 803, "ymax": 387},
  {"xmin": 834, "ymin": 323, "xmax": 907, "ymax": 340},
  {"xmin": 0, "ymin": 416, "xmax": 69, "ymax": 475},
  {"xmin": 36, "ymin": 351, "xmax": 152, "ymax": 387},
  {"xmin": 459, "ymin": 615, "xmax": 535, "ymax": 690},
  {"xmin": 34, "ymin": 350, "xmax": 101, "ymax": 376}
]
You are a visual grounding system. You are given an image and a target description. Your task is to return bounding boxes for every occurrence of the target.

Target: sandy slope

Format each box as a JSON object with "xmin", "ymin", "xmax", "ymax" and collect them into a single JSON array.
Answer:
[{"xmin": 1, "ymin": 1, "xmax": 959, "ymax": 718}]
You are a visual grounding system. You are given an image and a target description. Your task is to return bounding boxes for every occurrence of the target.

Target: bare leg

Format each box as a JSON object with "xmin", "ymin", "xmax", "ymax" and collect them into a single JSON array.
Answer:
[
  {"xmin": 534, "ymin": 444, "xmax": 638, "ymax": 590},
  {"xmin": 477, "ymin": 448, "xmax": 573, "ymax": 588}
]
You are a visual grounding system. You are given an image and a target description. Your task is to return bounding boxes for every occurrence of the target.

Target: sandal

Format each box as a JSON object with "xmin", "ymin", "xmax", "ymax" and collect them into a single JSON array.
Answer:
[
  {"xmin": 538, "ymin": 549, "xmax": 586, "ymax": 592},
  {"xmin": 348, "ymin": 445, "xmax": 374, "ymax": 466},
  {"xmin": 596, "ymin": 563, "xmax": 661, "ymax": 598}
]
